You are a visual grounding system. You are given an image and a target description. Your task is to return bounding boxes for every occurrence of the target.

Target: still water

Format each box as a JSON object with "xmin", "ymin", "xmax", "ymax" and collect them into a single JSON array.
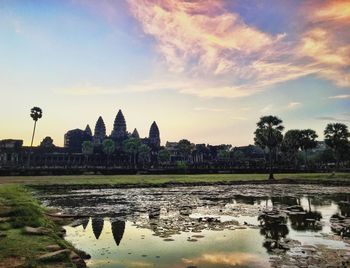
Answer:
[{"xmin": 37, "ymin": 184, "xmax": 350, "ymax": 268}]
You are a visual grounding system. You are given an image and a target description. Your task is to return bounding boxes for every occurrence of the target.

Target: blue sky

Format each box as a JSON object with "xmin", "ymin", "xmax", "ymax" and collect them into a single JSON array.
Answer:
[{"xmin": 0, "ymin": 0, "xmax": 349, "ymax": 146}]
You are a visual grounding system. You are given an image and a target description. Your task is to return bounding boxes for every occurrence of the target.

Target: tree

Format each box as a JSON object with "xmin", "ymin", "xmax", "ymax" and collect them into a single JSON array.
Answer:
[
  {"xmin": 138, "ymin": 144, "xmax": 151, "ymax": 167},
  {"xmin": 158, "ymin": 149, "xmax": 171, "ymax": 165},
  {"xmin": 281, "ymin": 130, "xmax": 301, "ymax": 168},
  {"xmin": 28, "ymin": 107, "xmax": 42, "ymax": 166},
  {"xmin": 177, "ymin": 139, "xmax": 192, "ymax": 162},
  {"xmin": 82, "ymin": 141, "xmax": 94, "ymax": 168},
  {"xmin": 324, "ymin": 123, "xmax": 350, "ymax": 169},
  {"xmin": 300, "ymin": 129, "xmax": 318, "ymax": 168},
  {"xmin": 123, "ymin": 138, "xmax": 142, "ymax": 168},
  {"xmin": 102, "ymin": 139, "xmax": 115, "ymax": 167},
  {"xmin": 30, "ymin": 107, "xmax": 43, "ymax": 147},
  {"xmin": 254, "ymin": 115, "xmax": 284, "ymax": 180}
]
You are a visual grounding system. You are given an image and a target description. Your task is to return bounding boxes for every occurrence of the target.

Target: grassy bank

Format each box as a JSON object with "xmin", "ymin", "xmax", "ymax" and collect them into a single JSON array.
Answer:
[
  {"xmin": 0, "ymin": 185, "xmax": 79, "ymax": 267},
  {"xmin": 0, "ymin": 172, "xmax": 349, "ymax": 186}
]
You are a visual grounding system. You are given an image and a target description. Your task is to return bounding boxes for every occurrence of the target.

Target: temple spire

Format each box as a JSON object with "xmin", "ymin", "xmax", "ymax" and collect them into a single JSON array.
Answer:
[
  {"xmin": 111, "ymin": 109, "xmax": 127, "ymax": 139},
  {"xmin": 85, "ymin": 124, "xmax": 92, "ymax": 137},
  {"xmin": 131, "ymin": 128, "xmax": 140, "ymax": 139},
  {"xmin": 149, "ymin": 121, "xmax": 160, "ymax": 149},
  {"xmin": 94, "ymin": 116, "xmax": 106, "ymax": 145}
]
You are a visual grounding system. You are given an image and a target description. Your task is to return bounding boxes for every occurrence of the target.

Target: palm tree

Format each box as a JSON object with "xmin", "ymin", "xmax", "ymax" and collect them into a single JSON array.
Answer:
[
  {"xmin": 30, "ymin": 107, "xmax": 43, "ymax": 147},
  {"xmin": 123, "ymin": 138, "xmax": 142, "ymax": 168},
  {"xmin": 82, "ymin": 141, "xmax": 94, "ymax": 168},
  {"xmin": 158, "ymin": 149, "xmax": 171, "ymax": 166},
  {"xmin": 254, "ymin": 115, "xmax": 284, "ymax": 180},
  {"xmin": 28, "ymin": 107, "xmax": 42, "ymax": 167},
  {"xmin": 324, "ymin": 123, "xmax": 350, "ymax": 169},
  {"xmin": 300, "ymin": 129, "xmax": 318, "ymax": 168},
  {"xmin": 102, "ymin": 139, "xmax": 115, "ymax": 168},
  {"xmin": 138, "ymin": 144, "xmax": 151, "ymax": 168},
  {"xmin": 177, "ymin": 139, "xmax": 192, "ymax": 162},
  {"xmin": 281, "ymin": 130, "xmax": 301, "ymax": 168}
]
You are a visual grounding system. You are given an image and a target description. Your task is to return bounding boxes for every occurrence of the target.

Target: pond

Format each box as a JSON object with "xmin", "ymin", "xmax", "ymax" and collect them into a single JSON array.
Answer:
[{"xmin": 36, "ymin": 184, "xmax": 350, "ymax": 268}]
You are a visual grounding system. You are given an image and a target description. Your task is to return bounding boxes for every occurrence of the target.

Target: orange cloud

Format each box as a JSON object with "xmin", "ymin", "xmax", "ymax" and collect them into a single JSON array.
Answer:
[
  {"xmin": 127, "ymin": 0, "xmax": 282, "ymax": 75},
  {"xmin": 182, "ymin": 252, "xmax": 268, "ymax": 267},
  {"xmin": 314, "ymin": 1, "xmax": 350, "ymax": 21},
  {"xmin": 79, "ymin": 0, "xmax": 350, "ymax": 98}
]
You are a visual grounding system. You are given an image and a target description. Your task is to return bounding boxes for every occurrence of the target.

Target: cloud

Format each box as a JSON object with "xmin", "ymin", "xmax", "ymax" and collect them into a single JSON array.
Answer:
[
  {"xmin": 314, "ymin": 1, "xmax": 350, "ymax": 21},
  {"xmin": 315, "ymin": 116, "xmax": 350, "ymax": 123},
  {"xmin": 67, "ymin": 0, "xmax": 350, "ymax": 99},
  {"xmin": 287, "ymin": 102, "xmax": 302, "ymax": 109},
  {"xmin": 125, "ymin": 0, "xmax": 350, "ymax": 98},
  {"xmin": 260, "ymin": 105, "xmax": 273, "ymax": 113},
  {"xmin": 182, "ymin": 252, "xmax": 267, "ymax": 267},
  {"xmin": 329, "ymin": 94, "xmax": 350, "ymax": 99},
  {"xmin": 194, "ymin": 107, "xmax": 228, "ymax": 112}
]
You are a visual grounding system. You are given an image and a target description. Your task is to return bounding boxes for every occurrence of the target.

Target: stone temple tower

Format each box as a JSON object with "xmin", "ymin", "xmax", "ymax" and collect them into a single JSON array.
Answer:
[
  {"xmin": 111, "ymin": 109, "xmax": 127, "ymax": 140},
  {"xmin": 93, "ymin": 116, "xmax": 106, "ymax": 145},
  {"xmin": 148, "ymin": 121, "xmax": 160, "ymax": 149}
]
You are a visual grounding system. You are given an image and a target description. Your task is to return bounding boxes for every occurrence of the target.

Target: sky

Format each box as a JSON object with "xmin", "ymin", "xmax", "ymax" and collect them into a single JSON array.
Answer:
[{"xmin": 0, "ymin": 0, "xmax": 349, "ymax": 147}]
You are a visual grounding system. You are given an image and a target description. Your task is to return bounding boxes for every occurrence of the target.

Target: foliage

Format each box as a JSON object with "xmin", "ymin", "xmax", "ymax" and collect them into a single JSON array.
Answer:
[
  {"xmin": 254, "ymin": 115, "xmax": 284, "ymax": 179},
  {"xmin": 102, "ymin": 139, "xmax": 116, "ymax": 155},
  {"xmin": 218, "ymin": 149, "xmax": 230, "ymax": 160},
  {"xmin": 324, "ymin": 123, "xmax": 350, "ymax": 167},
  {"xmin": 82, "ymin": 140, "xmax": 94, "ymax": 155},
  {"xmin": 176, "ymin": 161, "xmax": 188, "ymax": 173},
  {"xmin": 138, "ymin": 144, "xmax": 151, "ymax": 164},
  {"xmin": 177, "ymin": 139, "xmax": 192, "ymax": 160},
  {"xmin": 30, "ymin": 107, "xmax": 42, "ymax": 122},
  {"xmin": 158, "ymin": 149, "xmax": 171, "ymax": 164},
  {"xmin": 123, "ymin": 138, "xmax": 142, "ymax": 155},
  {"xmin": 281, "ymin": 130, "xmax": 301, "ymax": 166}
]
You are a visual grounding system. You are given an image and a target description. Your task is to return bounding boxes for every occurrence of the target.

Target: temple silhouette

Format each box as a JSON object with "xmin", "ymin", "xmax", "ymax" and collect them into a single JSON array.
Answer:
[
  {"xmin": 64, "ymin": 109, "xmax": 160, "ymax": 152},
  {"xmin": 0, "ymin": 109, "xmax": 163, "ymax": 169}
]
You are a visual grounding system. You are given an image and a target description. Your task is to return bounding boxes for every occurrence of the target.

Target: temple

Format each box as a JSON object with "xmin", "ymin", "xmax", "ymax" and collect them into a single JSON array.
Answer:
[
  {"xmin": 111, "ymin": 110, "xmax": 127, "ymax": 140},
  {"xmin": 93, "ymin": 116, "xmax": 106, "ymax": 145}
]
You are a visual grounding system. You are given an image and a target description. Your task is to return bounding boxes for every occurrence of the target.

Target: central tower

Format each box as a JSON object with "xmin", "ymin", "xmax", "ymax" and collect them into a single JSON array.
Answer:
[{"xmin": 111, "ymin": 109, "xmax": 127, "ymax": 140}]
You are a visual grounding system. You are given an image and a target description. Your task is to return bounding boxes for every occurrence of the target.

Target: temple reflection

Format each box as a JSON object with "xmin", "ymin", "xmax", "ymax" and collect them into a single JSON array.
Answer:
[
  {"xmin": 92, "ymin": 218, "xmax": 104, "ymax": 240},
  {"xmin": 111, "ymin": 220, "xmax": 125, "ymax": 246}
]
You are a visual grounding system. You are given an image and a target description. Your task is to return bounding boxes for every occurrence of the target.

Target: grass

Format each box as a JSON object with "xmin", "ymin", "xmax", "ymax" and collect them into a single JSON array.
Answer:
[
  {"xmin": 0, "ymin": 185, "xmax": 75, "ymax": 267},
  {"xmin": 0, "ymin": 172, "xmax": 349, "ymax": 186}
]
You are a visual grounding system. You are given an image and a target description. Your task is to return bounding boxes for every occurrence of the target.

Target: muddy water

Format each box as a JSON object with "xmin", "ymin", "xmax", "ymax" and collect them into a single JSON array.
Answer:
[{"xmin": 37, "ymin": 184, "xmax": 350, "ymax": 268}]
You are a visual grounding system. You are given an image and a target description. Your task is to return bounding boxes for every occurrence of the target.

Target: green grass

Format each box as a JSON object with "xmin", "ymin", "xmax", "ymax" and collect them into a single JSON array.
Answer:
[
  {"xmin": 0, "ymin": 172, "xmax": 349, "ymax": 186},
  {"xmin": 0, "ymin": 185, "xmax": 75, "ymax": 267}
]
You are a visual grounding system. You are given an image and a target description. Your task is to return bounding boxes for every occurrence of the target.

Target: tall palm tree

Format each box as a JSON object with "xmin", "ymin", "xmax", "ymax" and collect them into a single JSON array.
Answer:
[
  {"xmin": 281, "ymin": 130, "xmax": 301, "ymax": 168},
  {"xmin": 324, "ymin": 123, "xmax": 350, "ymax": 169},
  {"xmin": 82, "ymin": 141, "xmax": 94, "ymax": 168},
  {"xmin": 254, "ymin": 115, "xmax": 284, "ymax": 180},
  {"xmin": 300, "ymin": 129, "xmax": 318, "ymax": 168},
  {"xmin": 123, "ymin": 138, "xmax": 141, "ymax": 168},
  {"xmin": 138, "ymin": 144, "xmax": 151, "ymax": 168},
  {"xmin": 102, "ymin": 139, "xmax": 115, "ymax": 168},
  {"xmin": 28, "ymin": 107, "xmax": 42, "ymax": 167},
  {"xmin": 30, "ymin": 107, "xmax": 43, "ymax": 147}
]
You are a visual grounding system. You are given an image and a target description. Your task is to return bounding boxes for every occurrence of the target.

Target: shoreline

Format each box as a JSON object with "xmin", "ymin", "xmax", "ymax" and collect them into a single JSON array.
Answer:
[{"xmin": 29, "ymin": 178, "xmax": 350, "ymax": 190}]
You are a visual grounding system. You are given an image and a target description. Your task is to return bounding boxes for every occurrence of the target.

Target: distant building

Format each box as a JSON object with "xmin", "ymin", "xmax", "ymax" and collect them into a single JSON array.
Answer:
[{"xmin": 64, "ymin": 128, "xmax": 92, "ymax": 152}]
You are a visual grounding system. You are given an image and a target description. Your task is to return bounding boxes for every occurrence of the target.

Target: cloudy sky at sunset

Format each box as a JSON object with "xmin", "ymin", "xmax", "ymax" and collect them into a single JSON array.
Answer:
[{"xmin": 0, "ymin": 0, "xmax": 349, "ymax": 146}]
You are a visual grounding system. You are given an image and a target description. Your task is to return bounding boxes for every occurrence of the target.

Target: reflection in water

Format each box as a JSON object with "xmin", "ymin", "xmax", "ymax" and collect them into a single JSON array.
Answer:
[
  {"xmin": 271, "ymin": 196, "xmax": 300, "ymax": 207},
  {"xmin": 182, "ymin": 252, "xmax": 267, "ymax": 268},
  {"xmin": 37, "ymin": 184, "xmax": 350, "ymax": 268},
  {"xmin": 111, "ymin": 220, "xmax": 125, "ymax": 246},
  {"xmin": 92, "ymin": 218, "xmax": 104, "ymax": 240},
  {"xmin": 81, "ymin": 218, "xmax": 89, "ymax": 230}
]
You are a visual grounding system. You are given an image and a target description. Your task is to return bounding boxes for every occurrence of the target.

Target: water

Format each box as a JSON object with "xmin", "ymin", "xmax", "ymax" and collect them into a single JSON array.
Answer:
[{"xmin": 36, "ymin": 184, "xmax": 350, "ymax": 267}]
